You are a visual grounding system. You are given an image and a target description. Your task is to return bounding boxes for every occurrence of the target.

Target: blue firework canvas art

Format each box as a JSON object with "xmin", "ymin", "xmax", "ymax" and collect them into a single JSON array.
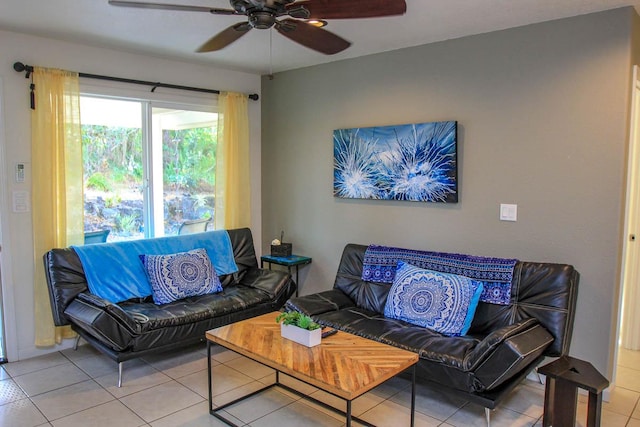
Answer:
[{"xmin": 333, "ymin": 121, "xmax": 458, "ymax": 203}]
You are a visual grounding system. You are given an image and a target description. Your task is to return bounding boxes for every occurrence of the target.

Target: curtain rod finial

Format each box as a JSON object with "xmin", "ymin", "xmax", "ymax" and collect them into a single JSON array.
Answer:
[
  {"xmin": 13, "ymin": 62, "xmax": 26, "ymax": 72},
  {"xmin": 249, "ymin": 94, "xmax": 259, "ymax": 101}
]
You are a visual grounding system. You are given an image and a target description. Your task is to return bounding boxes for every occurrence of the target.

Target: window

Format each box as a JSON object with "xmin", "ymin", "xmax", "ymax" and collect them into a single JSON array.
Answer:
[{"xmin": 80, "ymin": 96, "xmax": 217, "ymax": 242}]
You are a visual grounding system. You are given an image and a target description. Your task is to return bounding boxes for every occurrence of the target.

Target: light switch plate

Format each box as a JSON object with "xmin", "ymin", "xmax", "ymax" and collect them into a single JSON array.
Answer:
[
  {"xmin": 12, "ymin": 190, "xmax": 30, "ymax": 213},
  {"xmin": 500, "ymin": 204, "xmax": 517, "ymax": 221}
]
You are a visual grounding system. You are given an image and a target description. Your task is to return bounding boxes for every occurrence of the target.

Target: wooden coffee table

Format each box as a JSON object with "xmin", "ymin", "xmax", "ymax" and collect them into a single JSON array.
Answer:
[{"xmin": 206, "ymin": 312, "xmax": 419, "ymax": 427}]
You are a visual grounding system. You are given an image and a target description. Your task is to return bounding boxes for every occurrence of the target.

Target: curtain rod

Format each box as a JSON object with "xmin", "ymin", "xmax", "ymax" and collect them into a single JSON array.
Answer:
[{"xmin": 13, "ymin": 61, "xmax": 259, "ymax": 103}]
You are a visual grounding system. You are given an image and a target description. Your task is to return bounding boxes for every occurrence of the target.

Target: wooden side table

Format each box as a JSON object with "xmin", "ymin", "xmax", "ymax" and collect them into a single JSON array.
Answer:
[
  {"xmin": 539, "ymin": 356, "xmax": 609, "ymax": 427},
  {"xmin": 261, "ymin": 254, "xmax": 312, "ymax": 297}
]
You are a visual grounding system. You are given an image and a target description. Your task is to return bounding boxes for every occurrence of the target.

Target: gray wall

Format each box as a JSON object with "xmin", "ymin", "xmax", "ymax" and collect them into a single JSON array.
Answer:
[{"xmin": 261, "ymin": 7, "xmax": 636, "ymax": 378}]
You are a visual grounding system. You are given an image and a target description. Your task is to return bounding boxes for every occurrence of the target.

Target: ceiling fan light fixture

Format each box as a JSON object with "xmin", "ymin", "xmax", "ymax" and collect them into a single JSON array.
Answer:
[{"xmin": 306, "ymin": 19, "xmax": 327, "ymax": 28}]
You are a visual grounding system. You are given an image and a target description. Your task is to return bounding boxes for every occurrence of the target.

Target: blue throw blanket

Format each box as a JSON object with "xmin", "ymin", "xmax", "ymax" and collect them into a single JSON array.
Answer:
[
  {"xmin": 73, "ymin": 230, "xmax": 238, "ymax": 303},
  {"xmin": 362, "ymin": 245, "xmax": 517, "ymax": 305}
]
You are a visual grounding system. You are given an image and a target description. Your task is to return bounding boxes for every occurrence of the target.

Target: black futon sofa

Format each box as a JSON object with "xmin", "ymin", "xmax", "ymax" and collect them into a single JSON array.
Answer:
[
  {"xmin": 44, "ymin": 227, "xmax": 295, "ymax": 386},
  {"xmin": 286, "ymin": 243, "xmax": 579, "ymax": 423}
]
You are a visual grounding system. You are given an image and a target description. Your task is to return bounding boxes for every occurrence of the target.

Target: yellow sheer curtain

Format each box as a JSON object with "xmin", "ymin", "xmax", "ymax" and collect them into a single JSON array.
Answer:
[
  {"xmin": 215, "ymin": 92, "xmax": 251, "ymax": 230},
  {"xmin": 32, "ymin": 67, "xmax": 83, "ymax": 346}
]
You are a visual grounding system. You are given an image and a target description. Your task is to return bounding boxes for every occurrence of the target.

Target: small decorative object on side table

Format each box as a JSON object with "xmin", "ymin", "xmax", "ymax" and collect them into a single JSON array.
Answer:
[{"xmin": 261, "ymin": 254, "xmax": 312, "ymax": 297}]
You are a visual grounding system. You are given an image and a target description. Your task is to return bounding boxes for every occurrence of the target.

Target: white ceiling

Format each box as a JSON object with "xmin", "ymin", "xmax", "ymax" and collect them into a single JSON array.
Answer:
[{"xmin": 1, "ymin": 0, "xmax": 639, "ymax": 75}]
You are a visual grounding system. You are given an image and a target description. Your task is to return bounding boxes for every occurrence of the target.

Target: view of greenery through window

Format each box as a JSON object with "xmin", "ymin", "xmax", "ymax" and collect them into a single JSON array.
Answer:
[{"xmin": 81, "ymin": 96, "xmax": 217, "ymax": 242}]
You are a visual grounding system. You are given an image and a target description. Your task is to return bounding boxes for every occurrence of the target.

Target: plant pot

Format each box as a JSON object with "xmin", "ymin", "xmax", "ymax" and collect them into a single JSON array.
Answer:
[{"xmin": 280, "ymin": 323, "xmax": 321, "ymax": 347}]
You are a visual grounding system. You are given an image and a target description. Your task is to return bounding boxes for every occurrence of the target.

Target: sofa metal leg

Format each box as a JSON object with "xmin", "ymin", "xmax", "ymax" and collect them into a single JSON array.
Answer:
[
  {"xmin": 73, "ymin": 335, "xmax": 81, "ymax": 351},
  {"xmin": 118, "ymin": 362, "xmax": 123, "ymax": 388},
  {"xmin": 485, "ymin": 407, "xmax": 491, "ymax": 427}
]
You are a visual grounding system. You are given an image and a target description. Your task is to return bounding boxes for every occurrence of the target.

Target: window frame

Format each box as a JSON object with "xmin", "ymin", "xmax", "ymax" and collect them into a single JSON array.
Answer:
[{"xmin": 80, "ymin": 84, "xmax": 218, "ymax": 239}]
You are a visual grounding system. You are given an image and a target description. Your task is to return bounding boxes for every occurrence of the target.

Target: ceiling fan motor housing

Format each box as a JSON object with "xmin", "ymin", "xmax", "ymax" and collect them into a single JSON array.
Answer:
[{"xmin": 249, "ymin": 11, "xmax": 276, "ymax": 29}]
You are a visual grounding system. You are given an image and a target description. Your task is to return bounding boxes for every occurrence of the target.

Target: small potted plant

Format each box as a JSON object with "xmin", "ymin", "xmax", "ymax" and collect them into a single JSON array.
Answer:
[{"xmin": 276, "ymin": 311, "xmax": 322, "ymax": 347}]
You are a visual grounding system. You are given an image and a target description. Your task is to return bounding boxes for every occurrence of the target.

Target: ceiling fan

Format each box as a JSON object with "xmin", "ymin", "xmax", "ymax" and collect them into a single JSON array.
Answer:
[{"xmin": 108, "ymin": 0, "xmax": 407, "ymax": 55}]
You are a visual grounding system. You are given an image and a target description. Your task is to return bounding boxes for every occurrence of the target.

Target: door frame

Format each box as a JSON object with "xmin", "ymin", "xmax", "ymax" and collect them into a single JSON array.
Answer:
[
  {"xmin": 0, "ymin": 77, "xmax": 18, "ymax": 362},
  {"xmin": 614, "ymin": 65, "xmax": 640, "ymax": 380}
]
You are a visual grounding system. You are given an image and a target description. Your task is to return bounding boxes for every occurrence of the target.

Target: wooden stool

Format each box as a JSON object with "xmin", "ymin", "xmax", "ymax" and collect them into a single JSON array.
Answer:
[{"xmin": 539, "ymin": 356, "xmax": 609, "ymax": 427}]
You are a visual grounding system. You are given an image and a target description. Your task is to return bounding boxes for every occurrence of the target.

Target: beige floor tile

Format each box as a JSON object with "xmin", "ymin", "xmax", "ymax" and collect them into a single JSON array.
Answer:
[
  {"xmin": 306, "ymin": 387, "xmax": 386, "ymax": 417},
  {"xmin": 276, "ymin": 373, "xmax": 320, "ymax": 396},
  {"xmin": 3, "ymin": 352, "xmax": 69, "ymax": 378},
  {"xmin": 369, "ymin": 374, "xmax": 412, "ymax": 399},
  {"xmin": 142, "ymin": 346, "xmax": 210, "ymax": 380},
  {"xmin": 602, "ymin": 385, "xmax": 639, "ymax": 416},
  {"xmin": 358, "ymin": 398, "xmax": 442, "ymax": 427},
  {"xmin": 0, "ymin": 378, "xmax": 27, "ymax": 405},
  {"xmin": 150, "ymin": 400, "xmax": 242, "ymax": 427},
  {"xmin": 224, "ymin": 387, "xmax": 296, "ymax": 423},
  {"xmin": 498, "ymin": 382, "xmax": 544, "ymax": 419},
  {"xmin": 178, "ymin": 363, "xmax": 254, "ymax": 399},
  {"xmin": 0, "ymin": 366, "xmax": 11, "ymax": 381},
  {"xmin": 208, "ymin": 345, "xmax": 242, "ymax": 364},
  {"xmin": 446, "ymin": 403, "xmax": 538, "ymax": 427},
  {"xmin": 211, "ymin": 380, "xmax": 279, "ymax": 408},
  {"xmin": 30, "ymin": 379, "xmax": 114, "ymax": 421},
  {"xmin": 0, "ymin": 397, "xmax": 48, "ymax": 427},
  {"xmin": 119, "ymin": 380, "xmax": 204, "ymax": 422},
  {"xmin": 224, "ymin": 355, "xmax": 275, "ymax": 380},
  {"xmin": 60, "ymin": 343, "xmax": 102, "ymax": 362},
  {"xmin": 94, "ymin": 362, "xmax": 171, "ymax": 398},
  {"xmin": 616, "ymin": 347, "xmax": 640, "ymax": 370},
  {"xmin": 633, "ymin": 398, "xmax": 640, "ymax": 419},
  {"xmin": 615, "ymin": 365, "xmax": 640, "ymax": 393},
  {"xmin": 70, "ymin": 353, "xmax": 120, "ymax": 379},
  {"xmin": 628, "ymin": 417, "xmax": 640, "ymax": 427},
  {"xmin": 249, "ymin": 400, "xmax": 343, "ymax": 427},
  {"xmin": 13, "ymin": 363, "xmax": 90, "ymax": 397},
  {"xmin": 575, "ymin": 398, "xmax": 628, "ymax": 427},
  {"xmin": 390, "ymin": 383, "xmax": 467, "ymax": 421},
  {"xmin": 50, "ymin": 400, "xmax": 145, "ymax": 427}
]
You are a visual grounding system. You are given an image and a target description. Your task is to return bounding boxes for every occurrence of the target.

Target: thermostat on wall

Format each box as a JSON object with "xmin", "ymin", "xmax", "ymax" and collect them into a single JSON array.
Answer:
[{"xmin": 15, "ymin": 163, "xmax": 25, "ymax": 183}]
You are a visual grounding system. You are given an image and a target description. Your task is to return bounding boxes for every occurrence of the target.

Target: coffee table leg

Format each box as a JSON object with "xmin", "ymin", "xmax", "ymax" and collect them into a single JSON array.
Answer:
[
  {"xmin": 207, "ymin": 341, "xmax": 213, "ymax": 413},
  {"xmin": 411, "ymin": 365, "xmax": 416, "ymax": 427},
  {"xmin": 346, "ymin": 400, "xmax": 352, "ymax": 427}
]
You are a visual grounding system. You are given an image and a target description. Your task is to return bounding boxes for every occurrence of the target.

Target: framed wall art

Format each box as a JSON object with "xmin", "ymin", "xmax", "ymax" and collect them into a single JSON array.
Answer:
[{"xmin": 333, "ymin": 120, "xmax": 458, "ymax": 203}]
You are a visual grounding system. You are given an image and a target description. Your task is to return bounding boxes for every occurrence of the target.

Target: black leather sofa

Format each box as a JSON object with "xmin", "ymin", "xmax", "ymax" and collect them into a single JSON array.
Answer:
[
  {"xmin": 285, "ymin": 243, "xmax": 579, "ymax": 423},
  {"xmin": 44, "ymin": 227, "xmax": 296, "ymax": 386}
]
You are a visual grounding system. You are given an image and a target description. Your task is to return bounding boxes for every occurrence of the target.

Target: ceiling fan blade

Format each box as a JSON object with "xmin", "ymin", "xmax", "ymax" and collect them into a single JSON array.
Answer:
[
  {"xmin": 287, "ymin": 0, "xmax": 406, "ymax": 19},
  {"xmin": 108, "ymin": 0, "xmax": 237, "ymax": 15},
  {"xmin": 197, "ymin": 22, "xmax": 252, "ymax": 52},
  {"xmin": 276, "ymin": 19, "xmax": 350, "ymax": 55}
]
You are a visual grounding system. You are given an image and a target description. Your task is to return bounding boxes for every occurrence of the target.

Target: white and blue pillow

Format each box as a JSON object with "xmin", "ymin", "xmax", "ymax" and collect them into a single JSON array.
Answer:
[
  {"xmin": 384, "ymin": 261, "xmax": 483, "ymax": 336},
  {"xmin": 140, "ymin": 248, "xmax": 222, "ymax": 305}
]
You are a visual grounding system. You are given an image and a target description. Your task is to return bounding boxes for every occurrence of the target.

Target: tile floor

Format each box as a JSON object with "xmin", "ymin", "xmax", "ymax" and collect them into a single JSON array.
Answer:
[{"xmin": 0, "ymin": 342, "xmax": 637, "ymax": 427}]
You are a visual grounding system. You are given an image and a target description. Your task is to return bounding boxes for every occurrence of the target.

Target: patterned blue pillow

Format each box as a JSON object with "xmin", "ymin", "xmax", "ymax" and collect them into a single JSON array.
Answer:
[
  {"xmin": 140, "ymin": 248, "xmax": 222, "ymax": 305},
  {"xmin": 383, "ymin": 261, "xmax": 483, "ymax": 336}
]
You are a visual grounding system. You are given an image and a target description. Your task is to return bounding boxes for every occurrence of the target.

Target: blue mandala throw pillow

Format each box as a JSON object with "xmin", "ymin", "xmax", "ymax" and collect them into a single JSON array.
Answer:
[
  {"xmin": 383, "ymin": 262, "xmax": 484, "ymax": 336},
  {"xmin": 140, "ymin": 248, "xmax": 222, "ymax": 305}
]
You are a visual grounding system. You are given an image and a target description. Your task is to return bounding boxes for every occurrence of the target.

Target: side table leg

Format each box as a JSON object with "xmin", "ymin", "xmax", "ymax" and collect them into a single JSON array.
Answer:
[
  {"xmin": 292, "ymin": 266, "xmax": 299, "ymax": 297},
  {"xmin": 542, "ymin": 378, "xmax": 554, "ymax": 427},
  {"xmin": 346, "ymin": 400, "xmax": 352, "ymax": 427},
  {"xmin": 587, "ymin": 391, "xmax": 603, "ymax": 427}
]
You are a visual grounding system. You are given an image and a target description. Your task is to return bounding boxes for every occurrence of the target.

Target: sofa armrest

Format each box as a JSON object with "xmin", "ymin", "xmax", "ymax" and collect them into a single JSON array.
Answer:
[
  {"xmin": 465, "ymin": 318, "xmax": 554, "ymax": 390},
  {"xmin": 286, "ymin": 289, "xmax": 355, "ymax": 316},
  {"xmin": 64, "ymin": 292, "xmax": 140, "ymax": 352}
]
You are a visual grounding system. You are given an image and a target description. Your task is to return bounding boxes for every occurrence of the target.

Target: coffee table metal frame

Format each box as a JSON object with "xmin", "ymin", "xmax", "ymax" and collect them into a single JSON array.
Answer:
[{"xmin": 206, "ymin": 340, "xmax": 417, "ymax": 427}]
